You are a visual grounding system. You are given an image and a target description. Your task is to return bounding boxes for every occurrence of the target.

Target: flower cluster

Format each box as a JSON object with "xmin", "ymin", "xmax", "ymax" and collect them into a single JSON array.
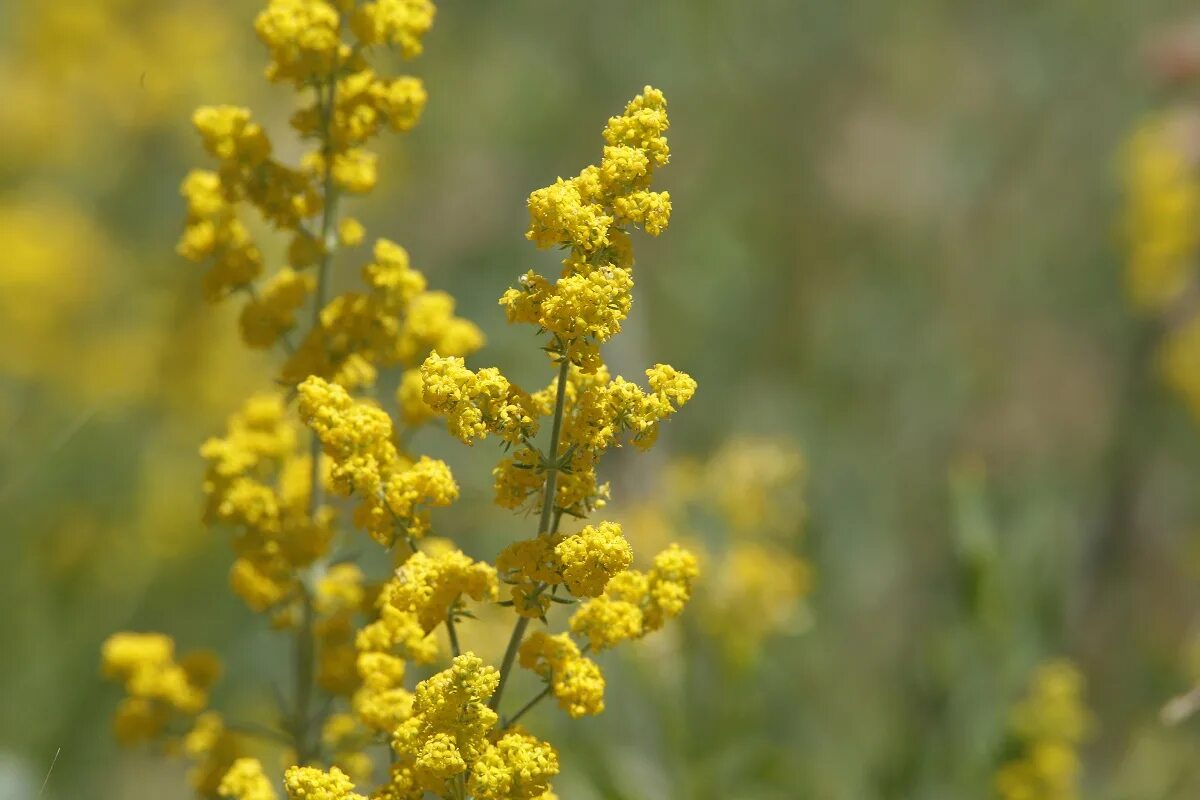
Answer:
[
  {"xmin": 313, "ymin": 564, "xmax": 371, "ymax": 697},
  {"xmin": 381, "ymin": 547, "xmax": 499, "ymax": 633},
  {"xmin": 102, "ymin": 633, "xmax": 243, "ymax": 794},
  {"xmin": 201, "ymin": 393, "xmax": 332, "ymax": 612},
  {"xmin": 381, "ymin": 655, "xmax": 558, "ymax": 799},
  {"xmin": 281, "ymin": 240, "xmax": 483, "ymax": 390},
  {"xmin": 484, "ymin": 362, "xmax": 696, "ymax": 520},
  {"xmin": 420, "ymin": 353, "xmax": 539, "ymax": 445},
  {"xmin": 219, "ymin": 758, "xmax": 279, "ymax": 800},
  {"xmin": 101, "ymin": 633, "xmax": 218, "ymax": 742},
  {"xmin": 298, "ymin": 376, "xmax": 459, "ymax": 545},
  {"xmin": 104, "ymin": 4, "xmax": 699, "ymax": 797},
  {"xmin": 994, "ymin": 660, "xmax": 1090, "ymax": 800},
  {"xmin": 1121, "ymin": 112, "xmax": 1200, "ymax": 424},
  {"xmin": 569, "ymin": 544, "xmax": 700, "ymax": 651},
  {"xmin": 518, "ymin": 632, "xmax": 605, "ymax": 718},
  {"xmin": 500, "ymin": 86, "xmax": 671, "ymax": 372},
  {"xmin": 1122, "ymin": 113, "xmax": 1200, "ymax": 313},
  {"xmin": 178, "ymin": 0, "xmax": 479, "ymax": 386},
  {"xmin": 284, "ymin": 765, "xmax": 366, "ymax": 800},
  {"xmin": 496, "ymin": 521, "xmax": 634, "ymax": 618}
]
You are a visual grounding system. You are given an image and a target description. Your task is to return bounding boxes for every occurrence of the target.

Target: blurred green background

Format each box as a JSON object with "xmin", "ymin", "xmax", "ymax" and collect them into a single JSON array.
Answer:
[{"xmin": 7, "ymin": 1, "xmax": 1200, "ymax": 798}]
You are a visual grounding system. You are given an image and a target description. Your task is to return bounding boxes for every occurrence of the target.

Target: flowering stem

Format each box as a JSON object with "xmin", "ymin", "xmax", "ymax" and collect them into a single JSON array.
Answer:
[
  {"xmin": 307, "ymin": 73, "xmax": 341, "ymax": 517},
  {"xmin": 489, "ymin": 355, "xmax": 571, "ymax": 713},
  {"xmin": 291, "ymin": 70, "xmax": 342, "ymax": 767}
]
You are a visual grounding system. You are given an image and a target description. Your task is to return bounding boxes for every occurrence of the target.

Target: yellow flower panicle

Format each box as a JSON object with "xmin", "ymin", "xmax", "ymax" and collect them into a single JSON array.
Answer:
[
  {"xmin": 502, "ymin": 87, "xmax": 671, "ymax": 372},
  {"xmin": 201, "ymin": 393, "xmax": 332, "ymax": 612},
  {"xmin": 281, "ymin": 241, "xmax": 484, "ymax": 389},
  {"xmin": 351, "ymin": 640, "xmax": 416, "ymax": 735},
  {"xmin": 380, "ymin": 548, "xmax": 499, "ymax": 633},
  {"xmin": 621, "ymin": 438, "xmax": 813, "ymax": 664},
  {"xmin": 994, "ymin": 660, "xmax": 1091, "ymax": 800},
  {"xmin": 284, "ymin": 765, "xmax": 367, "ymax": 800},
  {"xmin": 553, "ymin": 521, "xmax": 633, "ymax": 597},
  {"xmin": 569, "ymin": 544, "xmax": 700, "ymax": 650},
  {"xmin": 387, "ymin": 654, "xmax": 560, "ymax": 797},
  {"xmin": 313, "ymin": 564, "xmax": 370, "ymax": 696},
  {"xmin": 239, "ymin": 268, "xmax": 316, "ymax": 349},
  {"xmin": 1122, "ymin": 113, "xmax": 1200, "ymax": 313},
  {"xmin": 124, "ymin": 4, "xmax": 697, "ymax": 790},
  {"xmin": 420, "ymin": 353, "xmax": 540, "ymax": 446},
  {"xmin": 481, "ymin": 363, "xmax": 696, "ymax": 521},
  {"xmin": 219, "ymin": 758, "xmax": 279, "ymax": 800},
  {"xmin": 518, "ymin": 632, "xmax": 605, "ymax": 718},
  {"xmin": 101, "ymin": 633, "xmax": 219, "ymax": 741},
  {"xmin": 298, "ymin": 376, "xmax": 459, "ymax": 545},
  {"xmin": 350, "ymin": 0, "xmax": 436, "ymax": 56},
  {"xmin": 494, "ymin": 522, "xmax": 631, "ymax": 617},
  {"xmin": 180, "ymin": 0, "xmax": 476, "ymax": 384},
  {"xmin": 702, "ymin": 542, "xmax": 811, "ymax": 661},
  {"xmin": 101, "ymin": 633, "xmax": 244, "ymax": 793},
  {"xmin": 468, "ymin": 730, "xmax": 559, "ymax": 800}
]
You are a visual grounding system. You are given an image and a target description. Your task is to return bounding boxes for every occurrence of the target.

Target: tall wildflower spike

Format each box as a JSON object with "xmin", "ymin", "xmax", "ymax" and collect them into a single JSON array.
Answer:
[{"xmin": 109, "ymin": 2, "xmax": 697, "ymax": 793}]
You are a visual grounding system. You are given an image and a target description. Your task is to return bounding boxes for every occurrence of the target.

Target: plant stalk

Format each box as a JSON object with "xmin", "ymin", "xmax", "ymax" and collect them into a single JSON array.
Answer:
[{"xmin": 489, "ymin": 355, "xmax": 571, "ymax": 713}]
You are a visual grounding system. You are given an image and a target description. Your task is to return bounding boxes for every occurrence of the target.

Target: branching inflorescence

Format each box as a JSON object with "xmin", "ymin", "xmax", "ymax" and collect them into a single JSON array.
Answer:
[{"xmin": 102, "ymin": 2, "xmax": 698, "ymax": 798}]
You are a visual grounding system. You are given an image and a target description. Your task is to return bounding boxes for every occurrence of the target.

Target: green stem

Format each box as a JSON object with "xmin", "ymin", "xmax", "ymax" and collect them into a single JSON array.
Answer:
[
  {"xmin": 292, "ymin": 69, "xmax": 342, "ymax": 767},
  {"xmin": 489, "ymin": 355, "xmax": 571, "ymax": 713},
  {"xmin": 489, "ymin": 617, "xmax": 530, "ymax": 714},
  {"xmin": 537, "ymin": 355, "xmax": 572, "ymax": 536},
  {"xmin": 503, "ymin": 685, "xmax": 551, "ymax": 729},
  {"xmin": 447, "ymin": 609, "xmax": 462, "ymax": 658}
]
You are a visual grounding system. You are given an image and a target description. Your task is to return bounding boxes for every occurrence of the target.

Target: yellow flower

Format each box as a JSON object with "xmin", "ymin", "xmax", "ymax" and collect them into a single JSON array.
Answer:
[
  {"xmin": 220, "ymin": 758, "xmax": 279, "ymax": 800},
  {"xmin": 505, "ymin": 86, "xmax": 674, "ymax": 370},
  {"xmin": 194, "ymin": 106, "xmax": 272, "ymax": 165},
  {"xmin": 603, "ymin": 86, "xmax": 670, "ymax": 169},
  {"xmin": 995, "ymin": 660, "xmax": 1090, "ymax": 800},
  {"xmin": 331, "ymin": 148, "xmax": 379, "ymax": 194},
  {"xmin": 255, "ymin": 0, "xmax": 343, "ymax": 86},
  {"xmin": 518, "ymin": 632, "xmax": 605, "ymax": 718},
  {"xmin": 351, "ymin": 0, "xmax": 436, "ymax": 57},
  {"xmin": 101, "ymin": 633, "xmax": 221, "ymax": 744},
  {"xmin": 201, "ymin": 394, "xmax": 331, "ymax": 610},
  {"xmin": 1122, "ymin": 113, "xmax": 1200, "ymax": 313},
  {"xmin": 298, "ymin": 376, "xmax": 459, "ymax": 544},
  {"xmin": 420, "ymin": 353, "xmax": 539, "ymax": 445},
  {"xmin": 239, "ymin": 268, "xmax": 314, "ymax": 349},
  {"xmin": 392, "ymin": 654, "xmax": 500, "ymax": 794},
  {"xmin": 569, "ymin": 544, "xmax": 699, "ymax": 650},
  {"xmin": 553, "ymin": 521, "xmax": 632, "ymax": 598},
  {"xmin": 468, "ymin": 730, "xmax": 559, "ymax": 800},
  {"xmin": 380, "ymin": 548, "xmax": 499, "ymax": 633},
  {"xmin": 284, "ymin": 765, "xmax": 367, "ymax": 800},
  {"xmin": 525, "ymin": 177, "xmax": 613, "ymax": 253},
  {"xmin": 1159, "ymin": 315, "xmax": 1200, "ymax": 424}
]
